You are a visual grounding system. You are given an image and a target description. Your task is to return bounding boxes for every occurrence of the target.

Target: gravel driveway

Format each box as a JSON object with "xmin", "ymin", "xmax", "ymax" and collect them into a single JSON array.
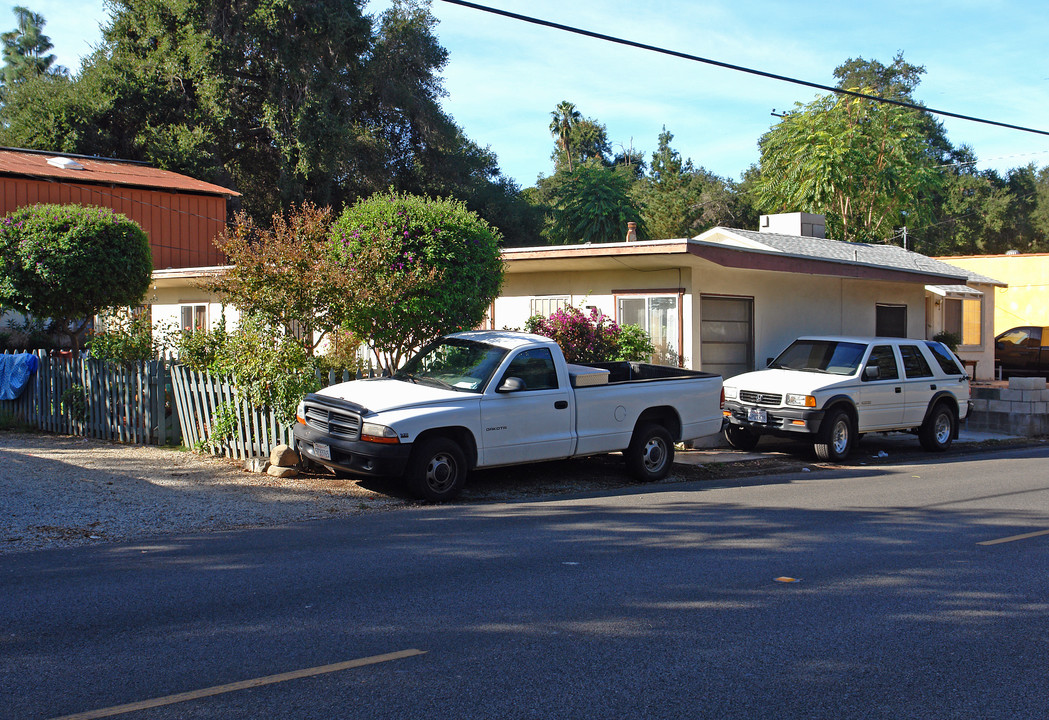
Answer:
[
  {"xmin": 0, "ymin": 432, "xmax": 407, "ymax": 554},
  {"xmin": 9, "ymin": 428, "xmax": 1007, "ymax": 555}
]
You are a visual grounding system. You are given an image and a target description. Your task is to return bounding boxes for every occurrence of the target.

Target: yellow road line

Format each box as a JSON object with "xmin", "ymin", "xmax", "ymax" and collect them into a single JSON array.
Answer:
[
  {"xmin": 50, "ymin": 648, "xmax": 427, "ymax": 720},
  {"xmin": 978, "ymin": 529, "xmax": 1049, "ymax": 546}
]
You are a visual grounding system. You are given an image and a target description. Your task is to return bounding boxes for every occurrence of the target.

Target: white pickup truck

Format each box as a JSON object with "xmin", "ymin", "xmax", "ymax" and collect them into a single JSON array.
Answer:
[
  {"xmin": 722, "ymin": 336, "xmax": 972, "ymax": 461},
  {"xmin": 293, "ymin": 331, "xmax": 723, "ymax": 500}
]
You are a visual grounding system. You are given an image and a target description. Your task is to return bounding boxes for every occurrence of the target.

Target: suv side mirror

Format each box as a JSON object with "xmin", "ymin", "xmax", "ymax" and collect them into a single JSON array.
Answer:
[
  {"xmin": 863, "ymin": 366, "xmax": 879, "ymax": 381},
  {"xmin": 497, "ymin": 376, "xmax": 525, "ymax": 393}
]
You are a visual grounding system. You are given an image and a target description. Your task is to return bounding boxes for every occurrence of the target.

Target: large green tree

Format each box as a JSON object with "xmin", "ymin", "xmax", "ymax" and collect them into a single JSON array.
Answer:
[
  {"xmin": 0, "ymin": 0, "xmax": 537, "ymax": 243},
  {"xmin": 632, "ymin": 128, "xmax": 748, "ymax": 239},
  {"xmin": 1, "ymin": 5, "xmax": 62, "ymax": 86},
  {"xmin": 756, "ymin": 87, "xmax": 942, "ymax": 243}
]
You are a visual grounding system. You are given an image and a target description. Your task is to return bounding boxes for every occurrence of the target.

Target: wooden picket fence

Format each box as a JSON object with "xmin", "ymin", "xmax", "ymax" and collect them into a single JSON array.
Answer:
[
  {"xmin": 169, "ymin": 364, "xmax": 377, "ymax": 460},
  {"xmin": 1, "ymin": 349, "xmax": 374, "ymax": 458},
  {"xmin": 0, "ymin": 350, "xmax": 179, "ymax": 444}
]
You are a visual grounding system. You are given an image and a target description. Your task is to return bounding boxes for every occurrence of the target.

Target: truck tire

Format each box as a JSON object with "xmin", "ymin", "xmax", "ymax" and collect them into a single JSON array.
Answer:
[
  {"xmin": 407, "ymin": 437, "xmax": 467, "ymax": 501},
  {"xmin": 814, "ymin": 408, "xmax": 853, "ymax": 462},
  {"xmin": 626, "ymin": 423, "xmax": 675, "ymax": 482},
  {"xmin": 724, "ymin": 424, "xmax": 760, "ymax": 451},
  {"xmin": 919, "ymin": 402, "xmax": 955, "ymax": 452}
]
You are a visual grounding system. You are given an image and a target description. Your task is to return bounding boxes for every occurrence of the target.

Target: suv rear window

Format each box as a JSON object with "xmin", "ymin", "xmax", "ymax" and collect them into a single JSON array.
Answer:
[{"xmin": 925, "ymin": 341, "xmax": 964, "ymax": 375}]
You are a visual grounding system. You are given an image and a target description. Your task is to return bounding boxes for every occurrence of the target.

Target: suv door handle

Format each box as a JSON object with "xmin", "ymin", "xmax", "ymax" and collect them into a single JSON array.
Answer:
[
  {"xmin": 930, "ymin": 384, "xmax": 937, "ymax": 390},
  {"xmin": 895, "ymin": 387, "xmax": 902, "ymax": 393},
  {"xmin": 554, "ymin": 400, "xmax": 568, "ymax": 410}
]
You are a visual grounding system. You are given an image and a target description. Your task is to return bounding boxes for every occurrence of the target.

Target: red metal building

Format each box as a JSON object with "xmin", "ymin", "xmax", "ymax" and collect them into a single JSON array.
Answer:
[{"xmin": 0, "ymin": 147, "xmax": 239, "ymax": 269}]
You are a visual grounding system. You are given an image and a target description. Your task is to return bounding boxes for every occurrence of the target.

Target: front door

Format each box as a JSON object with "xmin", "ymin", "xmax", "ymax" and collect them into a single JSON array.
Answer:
[{"xmin": 479, "ymin": 348, "xmax": 574, "ymax": 466}]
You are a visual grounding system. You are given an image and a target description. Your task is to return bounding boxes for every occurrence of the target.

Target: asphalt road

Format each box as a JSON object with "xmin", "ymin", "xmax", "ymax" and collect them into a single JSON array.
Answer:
[{"xmin": 3, "ymin": 444, "xmax": 1049, "ymax": 720}]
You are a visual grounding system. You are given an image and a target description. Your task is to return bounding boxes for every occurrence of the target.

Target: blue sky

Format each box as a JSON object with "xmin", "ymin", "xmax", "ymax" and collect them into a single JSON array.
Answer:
[{"xmin": 24, "ymin": 0, "xmax": 1049, "ymax": 188}]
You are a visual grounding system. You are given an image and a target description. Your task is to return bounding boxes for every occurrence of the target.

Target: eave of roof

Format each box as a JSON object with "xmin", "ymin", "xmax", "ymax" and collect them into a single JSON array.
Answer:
[
  {"xmin": 502, "ymin": 230, "xmax": 972, "ymax": 285},
  {"xmin": 0, "ymin": 147, "xmax": 240, "ymax": 197}
]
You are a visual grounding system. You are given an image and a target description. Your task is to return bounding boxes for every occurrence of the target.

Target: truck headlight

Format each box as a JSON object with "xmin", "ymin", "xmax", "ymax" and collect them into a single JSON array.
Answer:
[
  {"xmin": 785, "ymin": 393, "xmax": 816, "ymax": 408},
  {"xmin": 361, "ymin": 422, "xmax": 400, "ymax": 444},
  {"xmin": 723, "ymin": 386, "xmax": 738, "ymax": 400},
  {"xmin": 296, "ymin": 402, "xmax": 306, "ymax": 425}
]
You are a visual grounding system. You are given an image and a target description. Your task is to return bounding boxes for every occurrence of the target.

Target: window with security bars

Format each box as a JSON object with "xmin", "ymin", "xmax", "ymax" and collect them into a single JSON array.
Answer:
[{"xmin": 530, "ymin": 297, "xmax": 569, "ymax": 317}]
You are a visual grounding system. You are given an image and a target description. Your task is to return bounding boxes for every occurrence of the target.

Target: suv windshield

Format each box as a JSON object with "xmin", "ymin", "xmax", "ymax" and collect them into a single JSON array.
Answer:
[
  {"xmin": 769, "ymin": 340, "xmax": 867, "ymax": 376},
  {"xmin": 395, "ymin": 338, "xmax": 509, "ymax": 393}
]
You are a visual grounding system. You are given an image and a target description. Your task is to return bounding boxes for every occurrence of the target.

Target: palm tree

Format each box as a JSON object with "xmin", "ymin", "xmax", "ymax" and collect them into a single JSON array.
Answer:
[{"xmin": 549, "ymin": 100, "xmax": 581, "ymax": 171}]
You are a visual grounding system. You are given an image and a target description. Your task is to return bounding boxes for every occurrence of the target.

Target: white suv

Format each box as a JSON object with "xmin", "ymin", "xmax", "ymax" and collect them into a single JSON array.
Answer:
[{"xmin": 721, "ymin": 337, "xmax": 971, "ymax": 461}]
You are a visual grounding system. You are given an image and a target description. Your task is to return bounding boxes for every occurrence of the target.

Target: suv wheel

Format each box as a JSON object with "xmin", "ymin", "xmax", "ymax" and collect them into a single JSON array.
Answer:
[
  {"xmin": 919, "ymin": 402, "xmax": 956, "ymax": 452},
  {"xmin": 814, "ymin": 408, "xmax": 853, "ymax": 462}
]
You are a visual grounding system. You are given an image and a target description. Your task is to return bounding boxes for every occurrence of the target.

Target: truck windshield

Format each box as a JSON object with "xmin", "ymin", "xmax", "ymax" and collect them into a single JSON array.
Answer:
[
  {"xmin": 769, "ymin": 340, "xmax": 866, "ymax": 375},
  {"xmin": 395, "ymin": 338, "xmax": 509, "ymax": 393}
]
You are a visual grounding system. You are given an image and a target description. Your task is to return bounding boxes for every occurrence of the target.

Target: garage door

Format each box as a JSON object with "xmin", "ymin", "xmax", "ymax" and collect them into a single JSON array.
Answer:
[{"xmin": 701, "ymin": 295, "xmax": 753, "ymax": 378}]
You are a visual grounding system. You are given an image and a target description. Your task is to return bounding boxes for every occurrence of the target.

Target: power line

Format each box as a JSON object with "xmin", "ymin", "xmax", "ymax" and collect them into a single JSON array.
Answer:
[{"xmin": 439, "ymin": 0, "xmax": 1049, "ymax": 139}]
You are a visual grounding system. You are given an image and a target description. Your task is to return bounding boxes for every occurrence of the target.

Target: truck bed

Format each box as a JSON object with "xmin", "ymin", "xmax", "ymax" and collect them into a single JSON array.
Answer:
[{"xmin": 578, "ymin": 361, "xmax": 718, "ymax": 385}]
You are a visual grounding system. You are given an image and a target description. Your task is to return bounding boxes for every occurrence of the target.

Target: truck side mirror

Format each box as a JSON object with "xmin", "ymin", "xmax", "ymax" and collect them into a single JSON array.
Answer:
[
  {"xmin": 497, "ymin": 376, "xmax": 525, "ymax": 393},
  {"xmin": 863, "ymin": 366, "xmax": 879, "ymax": 381}
]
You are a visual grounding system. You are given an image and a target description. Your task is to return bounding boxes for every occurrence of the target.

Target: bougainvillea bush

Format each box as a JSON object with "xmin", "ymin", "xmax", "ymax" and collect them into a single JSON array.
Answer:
[{"xmin": 525, "ymin": 306, "xmax": 654, "ymax": 363}]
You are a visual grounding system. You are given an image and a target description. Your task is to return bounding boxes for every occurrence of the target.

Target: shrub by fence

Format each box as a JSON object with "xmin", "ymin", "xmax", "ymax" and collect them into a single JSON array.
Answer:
[
  {"xmin": 170, "ymin": 364, "xmax": 376, "ymax": 460},
  {"xmin": 0, "ymin": 350, "xmax": 178, "ymax": 444}
]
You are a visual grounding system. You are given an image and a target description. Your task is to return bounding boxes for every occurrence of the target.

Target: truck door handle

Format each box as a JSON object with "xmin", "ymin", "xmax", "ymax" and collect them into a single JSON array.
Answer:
[
  {"xmin": 895, "ymin": 387, "xmax": 902, "ymax": 393},
  {"xmin": 554, "ymin": 400, "xmax": 568, "ymax": 410},
  {"xmin": 930, "ymin": 384, "xmax": 937, "ymax": 390}
]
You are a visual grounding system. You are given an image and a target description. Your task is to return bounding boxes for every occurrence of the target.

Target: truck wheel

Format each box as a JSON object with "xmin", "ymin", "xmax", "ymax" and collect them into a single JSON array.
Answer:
[
  {"xmin": 814, "ymin": 408, "xmax": 853, "ymax": 462},
  {"xmin": 626, "ymin": 423, "xmax": 675, "ymax": 482},
  {"xmin": 407, "ymin": 437, "xmax": 467, "ymax": 501},
  {"xmin": 723, "ymin": 424, "xmax": 760, "ymax": 451},
  {"xmin": 919, "ymin": 402, "xmax": 955, "ymax": 452}
]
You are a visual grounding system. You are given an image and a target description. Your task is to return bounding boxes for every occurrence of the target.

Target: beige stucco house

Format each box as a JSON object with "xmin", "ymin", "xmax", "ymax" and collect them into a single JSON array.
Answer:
[{"xmin": 494, "ymin": 213, "xmax": 1002, "ymax": 379}]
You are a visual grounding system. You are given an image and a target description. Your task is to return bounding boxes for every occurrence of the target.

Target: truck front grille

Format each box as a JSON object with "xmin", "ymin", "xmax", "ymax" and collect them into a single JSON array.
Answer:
[
  {"xmin": 303, "ymin": 403, "xmax": 361, "ymax": 440},
  {"xmin": 739, "ymin": 390, "xmax": 782, "ymax": 406}
]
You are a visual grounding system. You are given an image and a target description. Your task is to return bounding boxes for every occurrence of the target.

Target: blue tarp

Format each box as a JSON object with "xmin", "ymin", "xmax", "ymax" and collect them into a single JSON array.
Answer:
[{"xmin": 0, "ymin": 353, "xmax": 39, "ymax": 400}]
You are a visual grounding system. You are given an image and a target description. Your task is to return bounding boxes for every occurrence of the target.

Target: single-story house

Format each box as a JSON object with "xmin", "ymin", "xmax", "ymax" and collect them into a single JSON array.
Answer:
[
  {"xmin": 137, "ymin": 212, "xmax": 1003, "ymax": 380},
  {"xmin": 494, "ymin": 213, "xmax": 1003, "ymax": 379}
]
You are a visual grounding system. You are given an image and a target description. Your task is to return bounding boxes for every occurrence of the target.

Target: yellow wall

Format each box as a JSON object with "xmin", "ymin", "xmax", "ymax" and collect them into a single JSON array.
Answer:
[{"xmin": 939, "ymin": 254, "xmax": 1049, "ymax": 334}]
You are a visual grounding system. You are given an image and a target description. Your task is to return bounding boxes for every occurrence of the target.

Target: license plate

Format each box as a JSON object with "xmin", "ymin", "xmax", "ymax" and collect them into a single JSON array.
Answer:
[
  {"xmin": 747, "ymin": 408, "xmax": 768, "ymax": 423},
  {"xmin": 313, "ymin": 442, "xmax": 332, "ymax": 461}
]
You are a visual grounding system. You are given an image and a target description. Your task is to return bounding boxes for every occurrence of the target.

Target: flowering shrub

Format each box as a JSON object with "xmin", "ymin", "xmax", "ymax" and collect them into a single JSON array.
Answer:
[{"xmin": 526, "ymin": 306, "xmax": 656, "ymax": 363}]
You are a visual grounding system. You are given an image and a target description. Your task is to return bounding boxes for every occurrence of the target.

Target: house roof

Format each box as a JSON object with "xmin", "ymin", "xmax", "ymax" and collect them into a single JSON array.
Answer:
[
  {"xmin": 502, "ymin": 227, "xmax": 981, "ymax": 286},
  {"xmin": 0, "ymin": 147, "xmax": 240, "ymax": 197},
  {"xmin": 693, "ymin": 228, "xmax": 1005, "ymax": 286}
]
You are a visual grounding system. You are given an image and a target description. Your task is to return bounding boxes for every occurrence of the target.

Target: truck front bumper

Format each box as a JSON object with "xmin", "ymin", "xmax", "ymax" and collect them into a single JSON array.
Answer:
[
  {"xmin": 292, "ymin": 422, "xmax": 412, "ymax": 478},
  {"xmin": 723, "ymin": 401, "xmax": 826, "ymax": 437}
]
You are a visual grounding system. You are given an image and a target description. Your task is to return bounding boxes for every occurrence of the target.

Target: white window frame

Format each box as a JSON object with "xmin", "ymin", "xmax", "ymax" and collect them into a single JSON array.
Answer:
[
  {"xmin": 615, "ymin": 290, "xmax": 684, "ymax": 367},
  {"xmin": 180, "ymin": 304, "xmax": 208, "ymax": 332}
]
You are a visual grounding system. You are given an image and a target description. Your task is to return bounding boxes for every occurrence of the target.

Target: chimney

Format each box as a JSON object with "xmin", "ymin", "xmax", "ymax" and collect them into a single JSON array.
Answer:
[
  {"xmin": 759, "ymin": 212, "xmax": 826, "ymax": 238},
  {"xmin": 626, "ymin": 221, "xmax": 637, "ymax": 242}
]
